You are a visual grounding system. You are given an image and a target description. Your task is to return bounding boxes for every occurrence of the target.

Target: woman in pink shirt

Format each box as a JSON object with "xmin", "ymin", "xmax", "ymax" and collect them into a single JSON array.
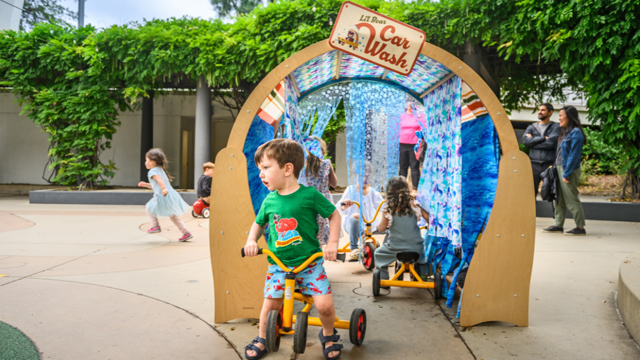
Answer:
[{"xmin": 399, "ymin": 103, "xmax": 424, "ymax": 194}]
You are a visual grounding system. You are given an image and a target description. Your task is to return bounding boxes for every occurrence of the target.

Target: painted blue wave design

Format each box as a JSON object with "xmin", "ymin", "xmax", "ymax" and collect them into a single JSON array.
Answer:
[
  {"xmin": 445, "ymin": 115, "xmax": 500, "ymax": 309},
  {"xmin": 243, "ymin": 115, "xmax": 274, "ymax": 215}
]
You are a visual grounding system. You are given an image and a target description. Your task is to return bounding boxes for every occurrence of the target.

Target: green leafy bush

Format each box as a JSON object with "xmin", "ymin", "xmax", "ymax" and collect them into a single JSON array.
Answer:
[{"xmin": 581, "ymin": 128, "xmax": 623, "ymax": 176}]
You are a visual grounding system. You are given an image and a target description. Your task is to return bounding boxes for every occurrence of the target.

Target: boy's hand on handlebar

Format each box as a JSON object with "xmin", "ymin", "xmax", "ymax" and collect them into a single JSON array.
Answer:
[
  {"xmin": 323, "ymin": 243, "xmax": 338, "ymax": 261},
  {"xmin": 244, "ymin": 241, "xmax": 259, "ymax": 257}
]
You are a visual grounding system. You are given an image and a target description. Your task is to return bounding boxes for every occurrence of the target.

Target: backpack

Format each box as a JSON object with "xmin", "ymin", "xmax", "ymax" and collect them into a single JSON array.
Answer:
[{"xmin": 540, "ymin": 165, "xmax": 559, "ymax": 202}]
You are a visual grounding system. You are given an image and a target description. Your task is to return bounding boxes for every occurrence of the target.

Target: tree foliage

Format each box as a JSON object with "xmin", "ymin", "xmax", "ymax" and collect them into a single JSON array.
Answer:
[
  {"xmin": 20, "ymin": 0, "xmax": 77, "ymax": 32},
  {"xmin": 1, "ymin": 0, "xmax": 638, "ymax": 196},
  {"xmin": 492, "ymin": 0, "xmax": 640, "ymax": 197},
  {"xmin": 210, "ymin": 0, "xmax": 264, "ymax": 18}
]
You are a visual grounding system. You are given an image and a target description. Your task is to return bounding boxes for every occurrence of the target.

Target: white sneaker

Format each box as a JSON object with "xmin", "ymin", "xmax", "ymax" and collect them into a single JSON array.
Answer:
[{"xmin": 349, "ymin": 249, "xmax": 360, "ymax": 261}]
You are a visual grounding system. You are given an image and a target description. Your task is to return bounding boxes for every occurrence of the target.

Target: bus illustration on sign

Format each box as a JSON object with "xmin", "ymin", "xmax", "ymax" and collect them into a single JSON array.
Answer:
[{"xmin": 336, "ymin": 29, "xmax": 360, "ymax": 50}]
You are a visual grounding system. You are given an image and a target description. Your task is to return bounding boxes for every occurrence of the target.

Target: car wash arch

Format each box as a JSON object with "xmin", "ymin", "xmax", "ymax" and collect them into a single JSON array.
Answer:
[{"xmin": 209, "ymin": 4, "xmax": 535, "ymax": 328}]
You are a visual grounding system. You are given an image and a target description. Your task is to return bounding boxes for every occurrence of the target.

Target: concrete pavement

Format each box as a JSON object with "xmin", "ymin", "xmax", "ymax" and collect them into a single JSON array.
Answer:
[{"xmin": 0, "ymin": 196, "xmax": 639, "ymax": 359}]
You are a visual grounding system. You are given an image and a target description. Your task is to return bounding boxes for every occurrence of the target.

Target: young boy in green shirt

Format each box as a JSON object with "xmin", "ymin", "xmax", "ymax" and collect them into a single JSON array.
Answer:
[{"xmin": 243, "ymin": 139, "xmax": 343, "ymax": 360}]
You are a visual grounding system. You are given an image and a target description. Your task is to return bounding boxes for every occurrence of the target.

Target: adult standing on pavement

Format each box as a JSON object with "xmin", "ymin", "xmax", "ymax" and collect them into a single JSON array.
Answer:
[
  {"xmin": 523, "ymin": 103, "xmax": 561, "ymax": 196},
  {"xmin": 543, "ymin": 105, "xmax": 587, "ymax": 236},
  {"xmin": 399, "ymin": 103, "xmax": 424, "ymax": 195}
]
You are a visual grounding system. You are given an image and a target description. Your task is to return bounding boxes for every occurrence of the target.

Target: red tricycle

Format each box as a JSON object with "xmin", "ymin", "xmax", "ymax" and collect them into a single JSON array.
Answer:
[{"xmin": 191, "ymin": 199, "xmax": 210, "ymax": 218}]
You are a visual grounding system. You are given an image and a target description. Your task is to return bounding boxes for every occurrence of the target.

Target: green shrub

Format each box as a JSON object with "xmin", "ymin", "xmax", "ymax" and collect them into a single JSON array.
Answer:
[{"xmin": 581, "ymin": 127, "xmax": 623, "ymax": 176}]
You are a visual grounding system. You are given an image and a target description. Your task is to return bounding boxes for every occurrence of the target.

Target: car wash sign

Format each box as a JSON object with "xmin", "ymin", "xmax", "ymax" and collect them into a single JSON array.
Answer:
[{"xmin": 329, "ymin": 1, "xmax": 426, "ymax": 75}]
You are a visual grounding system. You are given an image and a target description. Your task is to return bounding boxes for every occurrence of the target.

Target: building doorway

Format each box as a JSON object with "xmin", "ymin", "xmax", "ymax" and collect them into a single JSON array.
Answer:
[{"xmin": 180, "ymin": 116, "xmax": 195, "ymax": 189}]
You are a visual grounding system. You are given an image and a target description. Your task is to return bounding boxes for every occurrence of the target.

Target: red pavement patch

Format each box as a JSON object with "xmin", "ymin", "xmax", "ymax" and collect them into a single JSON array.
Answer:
[{"xmin": 0, "ymin": 211, "xmax": 35, "ymax": 233}]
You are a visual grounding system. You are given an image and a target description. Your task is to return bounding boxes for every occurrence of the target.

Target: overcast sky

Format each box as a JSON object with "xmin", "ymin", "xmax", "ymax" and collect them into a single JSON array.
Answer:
[{"xmin": 58, "ymin": 0, "xmax": 220, "ymax": 28}]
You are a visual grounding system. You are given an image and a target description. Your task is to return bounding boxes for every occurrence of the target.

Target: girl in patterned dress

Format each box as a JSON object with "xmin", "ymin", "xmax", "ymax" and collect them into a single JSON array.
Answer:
[
  {"xmin": 138, "ymin": 148, "xmax": 193, "ymax": 242},
  {"xmin": 303, "ymin": 136, "xmax": 338, "ymax": 245}
]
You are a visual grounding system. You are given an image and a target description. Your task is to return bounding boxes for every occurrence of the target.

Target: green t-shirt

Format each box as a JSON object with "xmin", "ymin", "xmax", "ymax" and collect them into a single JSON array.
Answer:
[{"xmin": 256, "ymin": 185, "xmax": 336, "ymax": 267}]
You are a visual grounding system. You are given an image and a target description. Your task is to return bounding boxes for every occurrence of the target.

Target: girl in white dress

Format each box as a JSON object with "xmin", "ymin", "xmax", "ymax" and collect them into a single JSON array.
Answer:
[{"xmin": 138, "ymin": 148, "xmax": 193, "ymax": 242}]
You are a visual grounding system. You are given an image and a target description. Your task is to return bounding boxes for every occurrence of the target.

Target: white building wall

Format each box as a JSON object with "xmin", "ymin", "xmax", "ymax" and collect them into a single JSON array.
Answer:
[
  {"xmin": 1, "ymin": 89, "xmax": 591, "ymax": 188},
  {"xmin": 0, "ymin": 92, "xmax": 234, "ymax": 187},
  {"xmin": 0, "ymin": 93, "xmax": 50, "ymax": 185},
  {"xmin": 0, "ymin": 0, "xmax": 24, "ymax": 31}
]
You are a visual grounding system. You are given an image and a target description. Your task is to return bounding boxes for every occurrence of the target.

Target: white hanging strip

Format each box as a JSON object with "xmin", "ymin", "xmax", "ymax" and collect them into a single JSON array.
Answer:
[
  {"xmin": 334, "ymin": 51, "xmax": 343, "ymax": 80},
  {"xmin": 287, "ymin": 74, "xmax": 301, "ymax": 98}
]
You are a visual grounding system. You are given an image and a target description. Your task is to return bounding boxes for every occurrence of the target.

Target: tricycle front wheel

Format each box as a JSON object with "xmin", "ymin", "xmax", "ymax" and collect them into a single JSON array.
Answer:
[
  {"xmin": 349, "ymin": 308, "xmax": 367, "ymax": 345},
  {"xmin": 266, "ymin": 310, "xmax": 281, "ymax": 352}
]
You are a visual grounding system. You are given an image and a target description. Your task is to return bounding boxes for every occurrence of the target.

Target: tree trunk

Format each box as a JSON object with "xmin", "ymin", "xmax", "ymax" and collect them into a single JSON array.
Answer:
[
  {"xmin": 631, "ymin": 172, "xmax": 640, "ymax": 200},
  {"xmin": 622, "ymin": 167, "xmax": 640, "ymax": 200}
]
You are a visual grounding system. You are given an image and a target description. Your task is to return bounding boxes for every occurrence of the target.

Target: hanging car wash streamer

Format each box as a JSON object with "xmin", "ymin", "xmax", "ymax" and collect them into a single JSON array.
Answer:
[
  {"xmin": 244, "ymin": 115, "xmax": 275, "ymax": 214},
  {"xmin": 446, "ymin": 114, "xmax": 500, "ymax": 310},
  {"xmin": 417, "ymin": 76, "xmax": 462, "ymax": 247},
  {"xmin": 298, "ymin": 83, "xmax": 350, "ymax": 138},
  {"xmin": 347, "ymin": 81, "xmax": 405, "ymax": 191},
  {"xmin": 283, "ymin": 77, "xmax": 304, "ymax": 145}
]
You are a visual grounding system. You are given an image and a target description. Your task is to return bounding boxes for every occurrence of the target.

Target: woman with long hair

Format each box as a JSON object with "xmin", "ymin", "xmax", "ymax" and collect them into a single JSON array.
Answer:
[{"xmin": 542, "ymin": 105, "xmax": 587, "ymax": 236}]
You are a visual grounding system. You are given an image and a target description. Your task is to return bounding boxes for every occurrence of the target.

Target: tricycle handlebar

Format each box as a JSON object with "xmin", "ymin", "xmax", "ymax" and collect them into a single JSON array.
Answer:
[{"xmin": 241, "ymin": 248, "xmax": 346, "ymax": 272}]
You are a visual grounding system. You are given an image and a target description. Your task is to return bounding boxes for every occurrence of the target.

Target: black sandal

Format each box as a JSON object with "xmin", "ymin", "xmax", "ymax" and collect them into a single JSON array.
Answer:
[
  {"xmin": 318, "ymin": 328, "xmax": 344, "ymax": 360},
  {"xmin": 244, "ymin": 337, "xmax": 267, "ymax": 360}
]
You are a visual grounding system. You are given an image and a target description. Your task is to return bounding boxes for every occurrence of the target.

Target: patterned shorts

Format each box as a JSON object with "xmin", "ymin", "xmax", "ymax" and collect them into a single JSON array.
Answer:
[{"xmin": 264, "ymin": 259, "xmax": 332, "ymax": 299}]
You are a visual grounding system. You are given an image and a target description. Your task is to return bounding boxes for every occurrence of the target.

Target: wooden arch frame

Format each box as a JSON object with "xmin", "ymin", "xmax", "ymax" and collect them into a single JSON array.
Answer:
[{"xmin": 209, "ymin": 39, "xmax": 535, "ymax": 327}]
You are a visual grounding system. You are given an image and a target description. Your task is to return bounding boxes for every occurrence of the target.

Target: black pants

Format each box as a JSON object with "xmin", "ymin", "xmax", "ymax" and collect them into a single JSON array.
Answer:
[
  {"xmin": 399, "ymin": 143, "xmax": 420, "ymax": 188},
  {"xmin": 531, "ymin": 161, "xmax": 554, "ymax": 196}
]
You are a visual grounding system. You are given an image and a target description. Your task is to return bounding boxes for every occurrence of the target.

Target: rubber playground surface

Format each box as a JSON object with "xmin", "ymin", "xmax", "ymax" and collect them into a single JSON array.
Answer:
[{"xmin": 0, "ymin": 196, "xmax": 639, "ymax": 359}]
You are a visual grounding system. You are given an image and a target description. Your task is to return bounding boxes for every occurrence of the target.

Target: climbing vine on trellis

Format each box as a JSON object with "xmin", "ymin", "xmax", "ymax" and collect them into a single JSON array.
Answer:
[{"xmin": 1, "ymin": 0, "xmax": 638, "ymax": 195}]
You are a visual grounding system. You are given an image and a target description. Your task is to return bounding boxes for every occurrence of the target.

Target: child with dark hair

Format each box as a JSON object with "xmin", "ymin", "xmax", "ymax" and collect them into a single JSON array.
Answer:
[
  {"xmin": 138, "ymin": 148, "xmax": 192, "ymax": 242},
  {"xmin": 374, "ymin": 176, "xmax": 429, "ymax": 280},
  {"xmin": 244, "ymin": 138, "xmax": 343, "ymax": 360}
]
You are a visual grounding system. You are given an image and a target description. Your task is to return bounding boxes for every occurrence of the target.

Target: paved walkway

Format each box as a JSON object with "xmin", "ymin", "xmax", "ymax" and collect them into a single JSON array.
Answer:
[{"xmin": 0, "ymin": 196, "xmax": 639, "ymax": 359}]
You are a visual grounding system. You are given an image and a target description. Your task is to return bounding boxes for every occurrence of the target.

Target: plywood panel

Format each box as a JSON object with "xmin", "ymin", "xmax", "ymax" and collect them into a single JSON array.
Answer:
[
  {"xmin": 209, "ymin": 147, "xmax": 269, "ymax": 323},
  {"xmin": 460, "ymin": 150, "xmax": 536, "ymax": 327},
  {"xmin": 221, "ymin": 38, "xmax": 529, "ymax": 325}
]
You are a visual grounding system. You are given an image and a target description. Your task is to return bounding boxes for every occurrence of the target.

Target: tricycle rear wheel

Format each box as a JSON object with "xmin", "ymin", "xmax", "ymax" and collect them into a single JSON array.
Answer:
[
  {"xmin": 434, "ymin": 270, "xmax": 443, "ymax": 299},
  {"xmin": 372, "ymin": 269, "xmax": 381, "ymax": 296},
  {"xmin": 293, "ymin": 312, "xmax": 308, "ymax": 354}
]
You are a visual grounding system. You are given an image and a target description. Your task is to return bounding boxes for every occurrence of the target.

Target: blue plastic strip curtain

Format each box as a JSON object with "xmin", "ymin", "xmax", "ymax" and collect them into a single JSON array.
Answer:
[
  {"xmin": 243, "ymin": 115, "xmax": 275, "ymax": 214},
  {"xmin": 280, "ymin": 76, "xmax": 309, "ymax": 184},
  {"xmin": 283, "ymin": 77, "xmax": 304, "ymax": 145},
  {"xmin": 416, "ymin": 75, "xmax": 462, "ymax": 294},
  {"xmin": 298, "ymin": 83, "xmax": 350, "ymax": 138},
  {"xmin": 346, "ymin": 81, "xmax": 404, "ymax": 263},
  {"xmin": 347, "ymin": 81, "xmax": 405, "ymax": 192},
  {"xmin": 445, "ymin": 114, "xmax": 500, "ymax": 310},
  {"xmin": 370, "ymin": 111, "xmax": 387, "ymax": 190},
  {"xmin": 417, "ymin": 76, "xmax": 462, "ymax": 244}
]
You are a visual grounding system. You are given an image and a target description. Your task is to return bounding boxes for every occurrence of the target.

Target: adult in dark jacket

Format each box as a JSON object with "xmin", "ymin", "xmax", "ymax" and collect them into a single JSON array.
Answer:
[
  {"xmin": 523, "ymin": 103, "xmax": 561, "ymax": 196},
  {"xmin": 543, "ymin": 105, "xmax": 586, "ymax": 236}
]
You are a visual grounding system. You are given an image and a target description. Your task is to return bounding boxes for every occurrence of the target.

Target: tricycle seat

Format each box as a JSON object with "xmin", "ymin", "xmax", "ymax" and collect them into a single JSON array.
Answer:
[{"xmin": 396, "ymin": 252, "xmax": 420, "ymax": 263}]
